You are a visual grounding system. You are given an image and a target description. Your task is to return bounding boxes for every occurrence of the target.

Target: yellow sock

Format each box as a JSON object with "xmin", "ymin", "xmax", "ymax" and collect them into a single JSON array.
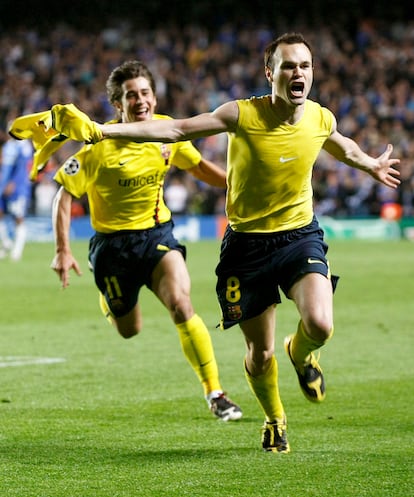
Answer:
[
  {"xmin": 99, "ymin": 292, "xmax": 114, "ymax": 325},
  {"xmin": 290, "ymin": 320, "xmax": 333, "ymax": 367},
  {"xmin": 176, "ymin": 314, "xmax": 221, "ymax": 397},
  {"xmin": 244, "ymin": 355, "xmax": 285, "ymax": 422}
]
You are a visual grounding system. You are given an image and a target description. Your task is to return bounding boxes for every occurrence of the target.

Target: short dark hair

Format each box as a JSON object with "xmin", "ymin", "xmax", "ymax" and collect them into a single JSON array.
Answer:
[
  {"xmin": 264, "ymin": 33, "xmax": 313, "ymax": 71},
  {"xmin": 106, "ymin": 60, "xmax": 156, "ymax": 105}
]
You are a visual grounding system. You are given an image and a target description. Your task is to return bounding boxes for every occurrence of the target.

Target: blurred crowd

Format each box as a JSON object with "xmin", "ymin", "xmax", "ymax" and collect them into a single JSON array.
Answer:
[{"xmin": 1, "ymin": 13, "xmax": 413, "ymax": 219}]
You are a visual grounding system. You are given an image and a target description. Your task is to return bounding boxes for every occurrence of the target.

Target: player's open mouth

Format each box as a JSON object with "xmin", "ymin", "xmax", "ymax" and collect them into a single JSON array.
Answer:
[
  {"xmin": 135, "ymin": 108, "xmax": 150, "ymax": 120},
  {"xmin": 290, "ymin": 82, "xmax": 304, "ymax": 97}
]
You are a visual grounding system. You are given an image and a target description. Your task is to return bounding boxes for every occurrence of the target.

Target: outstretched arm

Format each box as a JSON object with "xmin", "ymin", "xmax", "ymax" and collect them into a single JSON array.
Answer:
[
  {"xmin": 98, "ymin": 101, "xmax": 239, "ymax": 143},
  {"xmin": 50, "ymin": 186, "xmax": 82, "ymax": 288},
  {"xmin": 323, "ymin": 129, "xmax": 400, "ymax": 189},
  {"xmin": 49, "ymin": 101, "xmax": 238, "ymax": 145}
]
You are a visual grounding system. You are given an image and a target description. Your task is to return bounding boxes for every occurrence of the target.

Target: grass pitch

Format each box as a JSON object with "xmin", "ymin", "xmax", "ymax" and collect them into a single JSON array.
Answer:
[{"xmin": 0, "ymin": 239, "xmax": 413, "ymax": 497}]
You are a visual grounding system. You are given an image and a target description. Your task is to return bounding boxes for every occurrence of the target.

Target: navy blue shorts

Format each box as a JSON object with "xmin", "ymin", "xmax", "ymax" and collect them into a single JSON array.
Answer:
[
  {"xmin": 88, "ymin": 221, "xmax": 186, "ymax": 317},
  {"xmin": 215, "ymin": 217, "xmax": 339, "ymax": 329}
]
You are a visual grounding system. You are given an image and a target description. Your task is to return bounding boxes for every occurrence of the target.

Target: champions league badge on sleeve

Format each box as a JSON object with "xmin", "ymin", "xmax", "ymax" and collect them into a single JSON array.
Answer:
[{"xmin": 63, "ymin": 157, "xmax": 81, "ymax": 176}]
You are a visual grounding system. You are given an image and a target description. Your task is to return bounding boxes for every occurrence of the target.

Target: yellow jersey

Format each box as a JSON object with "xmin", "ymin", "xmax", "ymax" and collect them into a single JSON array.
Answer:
[
  {"xmin": 54, "ymin": 115, "xmax": 201, "ymax": 233},
  {"xmin": 226, "ymin": 96, "xmax": 334, "ymax": 233}
]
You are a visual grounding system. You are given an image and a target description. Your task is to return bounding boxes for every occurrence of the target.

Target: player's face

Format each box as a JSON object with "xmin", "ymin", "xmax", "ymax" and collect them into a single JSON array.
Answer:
[
  {"xmin": 269, "ymin": 43, "xmax": 313, "ymax": 106},
  {"xmin": 119, "ymin": 76, "xmax": 157, "ymax": 122}
]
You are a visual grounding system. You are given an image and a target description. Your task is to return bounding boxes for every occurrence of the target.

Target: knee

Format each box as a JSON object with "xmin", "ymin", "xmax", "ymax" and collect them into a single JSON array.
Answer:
[
  {"xmin": 115, "ymin": 315, "xmax": 142, "ymax": 339},
  {"xmin": 168, "ymin": 295, "xmax": 193, "ymax": 324},
  {"xmin": 303, "ymin": 315, "xmax": 333, "ymax": 343},
  {"xmin": 116, "ymin": 326, "xmax": 140, "ymax": 339},
  {"xmin": 112, "ymin": 304, "xmax": 143, "ymax": 339}
]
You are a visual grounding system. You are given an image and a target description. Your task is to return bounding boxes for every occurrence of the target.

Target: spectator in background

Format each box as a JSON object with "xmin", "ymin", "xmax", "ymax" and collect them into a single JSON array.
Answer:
[
  {"xmin": 0, "ymin": 134, "xmax": 33, "ymax": 260},
  {"xmin": 163, "ymin": 172, "xmax": 190, "ymax": 215},
  {"xmin": 0, "ymin": 15, "xmax": 413, "ymax": 217}
]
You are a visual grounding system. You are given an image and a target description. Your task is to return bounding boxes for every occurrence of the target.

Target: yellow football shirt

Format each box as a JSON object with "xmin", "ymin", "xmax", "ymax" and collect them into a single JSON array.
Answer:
[
  {"xmin": 226, "ymin": 96, "xmax": 334, "ymax": 233},
  {"xmin": 54, "ymin": 115, "xmax": 201, "ymax": 232}
]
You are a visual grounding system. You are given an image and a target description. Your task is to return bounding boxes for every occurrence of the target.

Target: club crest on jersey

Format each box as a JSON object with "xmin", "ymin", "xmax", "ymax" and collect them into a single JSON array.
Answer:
[
  {"xmin": 160, "ymin": 144, "xmax": 171, "ymax": 165},
  {"xmin": 63, "ymin": 157, "xmax": 80, "ymax": 176},
  {"xmin": 226, "ymin": 304, "xmax": 242, "ymax": 321}
]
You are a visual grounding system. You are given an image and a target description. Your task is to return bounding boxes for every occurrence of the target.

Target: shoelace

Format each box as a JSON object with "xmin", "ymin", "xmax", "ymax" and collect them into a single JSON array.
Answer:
[{"xmin": 305, "ymin": 351, "xmax": 321, "ymax": 368}]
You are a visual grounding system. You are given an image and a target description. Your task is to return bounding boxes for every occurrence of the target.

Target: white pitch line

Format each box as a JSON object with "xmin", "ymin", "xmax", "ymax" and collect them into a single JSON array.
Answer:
[{"xmin": 0, "ymin": 356, "xmax": 66, "ymax": 368}]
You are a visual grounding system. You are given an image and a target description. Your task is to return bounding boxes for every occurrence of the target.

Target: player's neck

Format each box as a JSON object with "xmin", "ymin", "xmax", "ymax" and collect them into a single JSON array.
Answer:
[{"xmin": 269, "ymin": 96, "xmax": 305, "ymax": 125}]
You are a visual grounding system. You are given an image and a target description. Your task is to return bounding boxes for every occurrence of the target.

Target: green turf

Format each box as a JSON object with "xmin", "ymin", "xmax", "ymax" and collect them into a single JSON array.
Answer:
[{"xmin": 0, "ymin": 239, "xmax": 413, "ymax": 497}]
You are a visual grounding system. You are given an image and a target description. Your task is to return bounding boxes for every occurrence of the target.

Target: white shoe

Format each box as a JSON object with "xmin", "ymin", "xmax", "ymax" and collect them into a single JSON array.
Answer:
[{"xmin": 209, "ymin": 393, "xmax": 243, "ymax": 421}]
